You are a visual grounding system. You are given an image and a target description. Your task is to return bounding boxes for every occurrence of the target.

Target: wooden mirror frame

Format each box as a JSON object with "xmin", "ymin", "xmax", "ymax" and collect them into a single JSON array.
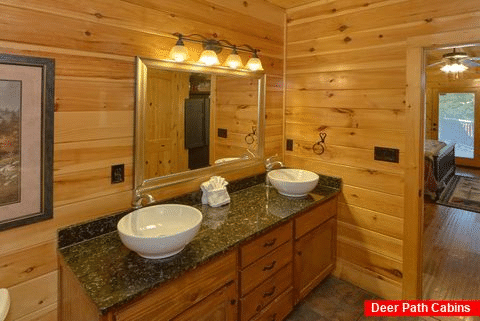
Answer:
[
  {"xmin": 404, "ymin": 27, "xmax": 480, "ymax": 299},
  {"xmin": 134, "ymin": 57, "xmax": 266, "ymax": 198}
]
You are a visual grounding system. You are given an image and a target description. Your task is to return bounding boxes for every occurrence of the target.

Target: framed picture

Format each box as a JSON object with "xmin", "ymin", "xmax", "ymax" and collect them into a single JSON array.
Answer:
[{"xmin": 0, "ymin": 54, "xmax": 54, "ymax": 231}]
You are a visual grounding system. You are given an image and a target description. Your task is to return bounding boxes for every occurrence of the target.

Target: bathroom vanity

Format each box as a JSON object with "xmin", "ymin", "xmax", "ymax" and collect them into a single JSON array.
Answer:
[{"xmin": 58, "ymin": 176, "xmax": 339, "ymax": 321}]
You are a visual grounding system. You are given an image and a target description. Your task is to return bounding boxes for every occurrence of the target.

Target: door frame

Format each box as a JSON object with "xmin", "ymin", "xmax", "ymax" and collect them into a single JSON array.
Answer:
[{"xmin": 404, "ymin": 27, "xmax": 480, "ymax": 299}]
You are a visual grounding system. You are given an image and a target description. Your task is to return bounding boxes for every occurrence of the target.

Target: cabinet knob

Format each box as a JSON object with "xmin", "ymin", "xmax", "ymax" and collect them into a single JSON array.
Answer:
[
  {"xmin": 262, "ymin": 260, "xmax": 277, "ymax": 271},
  {"xmin": 230, "ymin": 299, "xmax": 236, "ymax": 305},
  {"xmin": 297, "ymin": 251, "xmax": 302, "ymax": 256}
]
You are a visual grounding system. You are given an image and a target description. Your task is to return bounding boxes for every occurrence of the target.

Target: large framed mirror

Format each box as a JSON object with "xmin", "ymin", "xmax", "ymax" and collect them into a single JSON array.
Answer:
[{"xmin": 134, "ymin": 57, "xmax": 266, "ymax": 196}]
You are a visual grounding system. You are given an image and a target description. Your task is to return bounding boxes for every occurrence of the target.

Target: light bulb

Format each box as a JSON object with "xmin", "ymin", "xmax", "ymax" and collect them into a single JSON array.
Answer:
[
  {"xmin": 224, "ymin": 47, "xmax": 243, "ymax": 69},
  {"xmin": 245, "ymin": 50, "xmax": 263, "ymax": 71},
  {"xmin": 169, "ymin": 35, "xmax": 189, "ymax": 62},
  {"xmin": 198, "ymin": 50, "xmax": 219, "ymax": 66},
  {"xmin": 440, "ymin": 63, "xmax": 468, "ymax": 73},
  {"xmin": 169, "ymin": 45, "xmax": 189, "ymax": 62},
  {"xmin": 246, "ymin": 57, "xmax": 263, "ymax": 71}
]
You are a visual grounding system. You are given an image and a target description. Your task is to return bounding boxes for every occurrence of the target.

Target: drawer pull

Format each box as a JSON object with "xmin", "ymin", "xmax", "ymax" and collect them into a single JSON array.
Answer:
[
  {"xmin": 262, "ymin": 260, "xmax": 277, "ymax": 271},
  {"xmin": 263, "ymin": 238, "xmax": 277, "ymax": 247},
  {"xmin": 262, "ymin": 286, "xmax": 276, "ymax": 298},
  {"xmin": 269, "ymin": 313, "xmax": 277, "ymax": 321}
]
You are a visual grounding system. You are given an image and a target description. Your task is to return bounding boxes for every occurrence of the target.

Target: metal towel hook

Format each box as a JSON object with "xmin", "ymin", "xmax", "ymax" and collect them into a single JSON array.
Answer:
[
  {"xmin": 313, "ymin": 132, "xmax": 327, "ymax": 155},
  {"xmin": 245, "ymin": 126, "xmax": 257, "ymax": 145}
]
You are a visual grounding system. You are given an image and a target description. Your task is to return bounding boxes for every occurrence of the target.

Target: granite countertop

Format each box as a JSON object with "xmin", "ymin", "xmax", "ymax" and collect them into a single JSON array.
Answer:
[{"xmin": 58, "ymin": 174, "xmax": 340, "ymax": 315}]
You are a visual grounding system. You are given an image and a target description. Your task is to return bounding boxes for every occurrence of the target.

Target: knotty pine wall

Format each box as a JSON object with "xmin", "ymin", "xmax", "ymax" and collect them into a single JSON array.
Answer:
[
  {"xmin": 0, "ymin": 1, "xmax": 284, "ymax": 320},
  {"xmin": 215, "ymin": 77, "xmax": 260, "ymax": 161},
  {"xmin": 284, "ymin": 0, "xmax": 480, "ymax": 299}
]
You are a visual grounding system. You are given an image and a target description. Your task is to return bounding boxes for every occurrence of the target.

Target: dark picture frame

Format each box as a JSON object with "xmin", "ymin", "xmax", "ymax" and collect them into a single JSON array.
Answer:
[{"xmin": 0, "ymin": 54, "xmax": 54, "ymax": 231}]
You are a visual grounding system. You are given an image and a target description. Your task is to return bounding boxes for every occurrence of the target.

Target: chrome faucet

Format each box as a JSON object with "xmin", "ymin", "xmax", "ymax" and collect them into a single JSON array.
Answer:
[
  {"xmin": 265, "ymin": 155, "xmax": 284, "ymax": 186},
  {"xmin": 265, "ymin": 155, "xmax": 284, "ymax": 172},
  {"xmin": 133, "ymin": 191, "xmax": 155, "ymax": 209}
]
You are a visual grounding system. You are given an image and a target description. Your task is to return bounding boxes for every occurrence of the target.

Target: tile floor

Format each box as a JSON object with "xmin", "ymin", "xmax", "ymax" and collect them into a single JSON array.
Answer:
[
  {"xmin": 285, "ymin": 277, "xmax": 447, "ymax": 321},
  {"xmin": 285, "ymin": 276, "xmax": 377, "ymax": 321},
  {"xmin": 286, "ymin": 166, "xmax": 480, "ymax": 321}
]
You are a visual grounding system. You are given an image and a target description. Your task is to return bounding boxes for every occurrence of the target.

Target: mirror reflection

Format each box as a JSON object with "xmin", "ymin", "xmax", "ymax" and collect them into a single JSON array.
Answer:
[
  {"xmin": 143, "ymin": 69, "xmax": 259, "ymax": 179},
  {"xmin": 134, "ymin": 57, "xmax": 265, "ymax": 192}
]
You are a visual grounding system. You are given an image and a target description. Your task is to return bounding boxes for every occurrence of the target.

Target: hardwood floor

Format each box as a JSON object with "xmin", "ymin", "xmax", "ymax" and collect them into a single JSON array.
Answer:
[
  {"xmin": 423, "ymin": 204, "xmax": 480, "ymax": 300},
  {"xmin": 422, "ymin": 166, "xmax": 480, "ymax": 320}
]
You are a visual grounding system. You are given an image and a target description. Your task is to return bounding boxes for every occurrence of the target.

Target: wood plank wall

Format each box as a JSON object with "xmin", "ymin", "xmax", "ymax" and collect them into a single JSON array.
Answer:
[
  {"xmin": 284, "ymin": 0, "xmax": 480, "ymax": 299},
  {"xmin": 0, "ymin": 1, "xmax": 284, "ymax": 320},
  {"xmin": 215, "ymin": 77, "xmax": 260, "ymax": 161}
]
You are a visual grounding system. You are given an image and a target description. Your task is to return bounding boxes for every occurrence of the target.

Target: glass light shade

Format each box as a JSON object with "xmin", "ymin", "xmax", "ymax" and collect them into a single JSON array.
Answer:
[
  {"xmin": 440, "ymin": 63, "xmax": 468, "ymax": 73},
  {"xmin": 198, "ymin": 50, "xmax": 220, "ymax": 66},
  {"xmin": 169, "ymin": 45, "xmax": 189, "ymax": 62},
  {"xmin": 245, "ymin": 57, "xmax": 263, "ymax": 71},
  {"xmin": 224, "ymin": 53, "xmax": 243, "ymax": 69}
]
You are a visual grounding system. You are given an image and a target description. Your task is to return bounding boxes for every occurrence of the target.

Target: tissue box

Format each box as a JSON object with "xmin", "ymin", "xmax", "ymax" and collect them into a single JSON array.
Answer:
[{"xmin": 207, "ymin": 188, "xmax": 230, "ymax": 207}]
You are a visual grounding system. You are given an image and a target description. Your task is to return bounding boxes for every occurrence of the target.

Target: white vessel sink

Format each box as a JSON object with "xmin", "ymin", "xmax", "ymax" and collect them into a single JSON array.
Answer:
[
  {"xmin": 268, "ymin": 169, "xmax": 319, "ymax": 197},
  {"xmin": 117, "ymin": 204, "xmax": 203, "ymax": 259}
]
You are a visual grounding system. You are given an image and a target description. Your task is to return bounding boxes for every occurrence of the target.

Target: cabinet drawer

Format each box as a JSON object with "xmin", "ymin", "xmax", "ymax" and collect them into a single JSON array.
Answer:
[
  {"xmin": 115, "ymin": 251, "xmax": 237, "ymax": 321},
  {"xmin": 240, "ymin": 222, "xmax": 292, "ymax": 268},
  {"xmin": 240, "ymin": 241, "xmax": 292, "ymax": 296},
  {"xmin": 251, "ymin": 287, "xmax": 294, "ymax": 321},
  {"xmin": 171, "ymin": 280, "xmax": 237, "ymax": 321},
  {"xmin": 240, "ymin": 263, "xmax": 292, "ymax": 321},
  {"xmin": 295, "ymin": 197, "xmax": 337, "ymax": 239}
]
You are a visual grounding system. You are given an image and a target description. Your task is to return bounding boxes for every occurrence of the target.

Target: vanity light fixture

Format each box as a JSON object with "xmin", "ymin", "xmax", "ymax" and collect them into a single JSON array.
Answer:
[
  {"xmin": 198, "ymin": 41, "xmax": 220, "ymax": 66},
  {"xmin": 224, "ymin": 46, "xmax": 243, "ymax": 69},
  {"xmin": 169, "ymin": 34, "xmax": 189, "ymax": 62},
  {"xmin": 170, "ymin": 33, "xmax": 263, "ymax": 71},
  {"xmin": 245, "ymin": 50, "xmax": 263, "ymax": 71}
]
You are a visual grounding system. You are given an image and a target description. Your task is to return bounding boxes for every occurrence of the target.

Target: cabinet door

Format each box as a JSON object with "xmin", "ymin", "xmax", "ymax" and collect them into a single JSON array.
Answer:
[
  {"xmin": 294, "ymin": 217, "xmax": 336, "ymax": 303},
  {"xmin": 172, "ymin": 281, "xmax": 238, "ymax": 321}
]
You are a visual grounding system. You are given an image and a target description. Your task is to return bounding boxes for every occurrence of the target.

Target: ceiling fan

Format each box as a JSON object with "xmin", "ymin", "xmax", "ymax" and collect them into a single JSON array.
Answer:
[{"xmin": 427, "ymin": 48, "xmax": 480, "ymax": 73}]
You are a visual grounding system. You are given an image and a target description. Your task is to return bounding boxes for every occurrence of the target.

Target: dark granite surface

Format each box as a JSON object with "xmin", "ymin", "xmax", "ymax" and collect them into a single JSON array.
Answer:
[
  {"xmin": 58, "ymin": 173, "xmax": 267, "ymax": 248},
  {"xmin": 59, "ymin": 176, "xmax": 340, "ymax": 315}
]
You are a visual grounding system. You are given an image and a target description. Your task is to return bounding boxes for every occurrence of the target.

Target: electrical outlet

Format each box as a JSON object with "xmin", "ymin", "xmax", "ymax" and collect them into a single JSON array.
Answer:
[
  {"xmin": 218, "ymin": 128, "xmax": 228, "ymax": 138},
  {"xmin": 374, "ymin": 147, "xmax": 399, "ymax": 163},
  {"xmin": 286, "ymin": 139, "xmax": 293, "ymax": 151},
  {"xmin": 111, "ymin": 164, "xmax": 125, "ymax": 184}
]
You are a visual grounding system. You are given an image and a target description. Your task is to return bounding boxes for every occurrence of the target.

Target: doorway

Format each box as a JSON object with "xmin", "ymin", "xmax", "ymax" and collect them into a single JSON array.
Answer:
[
  {"xmin": 404, "ymin": 28, "xmax": 480, "ymax": 299},
  {"xmin": 423, "ymin": 51, "xmax": 480, "ymax": 300},
  {"xmin": 184, "ymin": 74, "xmax": 211, "ymax": 170}
]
